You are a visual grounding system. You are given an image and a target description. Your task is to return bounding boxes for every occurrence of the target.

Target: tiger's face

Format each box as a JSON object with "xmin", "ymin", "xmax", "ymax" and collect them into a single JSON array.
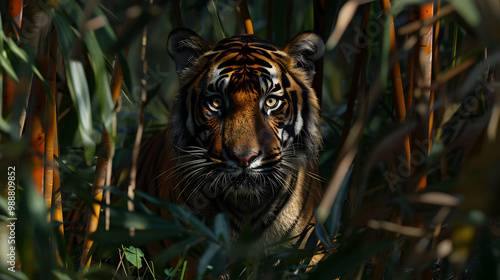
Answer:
[{"xmin": 167, "ymin": 28, "xmax": 324, "ymax": 200}]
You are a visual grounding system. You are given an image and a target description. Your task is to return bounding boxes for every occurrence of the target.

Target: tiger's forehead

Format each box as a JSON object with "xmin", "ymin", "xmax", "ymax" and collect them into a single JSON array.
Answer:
[
  {"xmin": 212, "ymin": 34, "xmax": 282, "ymax": 52},
  {"xmin": 203, "ymin": 35, "xmax": 287, "ymax": 95}
]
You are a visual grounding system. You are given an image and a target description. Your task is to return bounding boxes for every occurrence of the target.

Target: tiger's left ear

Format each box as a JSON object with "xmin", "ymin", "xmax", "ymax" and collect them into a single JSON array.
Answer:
[
  {"xmin": 167, "ymin": 28, "xmax": 209, "ymax": 75},
  {"xmin": 284, "ymin": 32, "xmax": 325, "ymax": 82}
]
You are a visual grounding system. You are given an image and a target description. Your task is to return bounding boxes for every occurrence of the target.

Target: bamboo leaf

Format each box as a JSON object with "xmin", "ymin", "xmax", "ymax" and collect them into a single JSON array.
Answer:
[
  {"xmin": 0, "ymin": 117, "xmax": 11, "ymax": 132},
  {"xmin": 52, "ymin": 14, "xmax": 74, "ymax": 59},
  {"xmin": 5, "ymin": 38, "xmax": 28, "ymax": 62},
  {"xmin": 208, "ymin": 0, "xmax": 226, "ymax": 40},
  {"xmin": 449, "ymin": 0, "xmax": 480, "ymax": 26},
  {"xmin": 0, "ymin": 269, "xmax": 30, "ymax": 280},
  {"xmin": 135, "ymin": 190, "xmax": 218, "ymax": 242},
  {"xmin": 155, "ymin": 236, "xmax": 203, "ymax": 266},
  {"xmin": 197, "ymin": 243, "xmax": 222, "ymax": 280},
  {"xmin": 0, "ymin": 50, "xmax": 18, "ymax": 81},
  {"xmin": 214, "ymin": 213, "xmax": 230, "ymax": 247},
  {"xmin": 65, "ymin": 60, "xmax": 95, "ymax": 164},
  {"xmin": 380, "ymin": 10, "xmax": 391, "ymax": 89},
  {"xmin": 325, "ymin": 165, "xmax": 352, "ymax": 238},
  {"xmin": 84, "ymin": 30, "xmax": 114, "ymax": 134}
]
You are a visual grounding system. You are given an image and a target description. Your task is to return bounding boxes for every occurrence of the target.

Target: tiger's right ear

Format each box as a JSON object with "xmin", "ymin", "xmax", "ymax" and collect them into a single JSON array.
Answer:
[{"xmin": 167, "ymin": 28, "xmax": 209, "ymax": 74}]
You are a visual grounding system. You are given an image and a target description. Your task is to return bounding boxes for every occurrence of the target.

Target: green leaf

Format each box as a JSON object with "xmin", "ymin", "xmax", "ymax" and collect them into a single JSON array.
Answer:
[
  {"xmin": 103, "ymin": 206, "xmax": 183, "ymax": 231},
  {"xmin": 5, "ymin": 39, "xmax": 28, "ymax": 62},
  {"xmin": 380, "ymin": 10, "xmax": 391, "ymax": 90},
  {"xmin": 51, "ymin": 271, "xmax": 73, "ymax": 280},
  {"xmin": 207, "ymin": 0, "xmax": 226, "ymax": 40},
  {"xmin": 197, "ymin": 243, "xmax": 221, "ymax": 280},
  {"xmin": 62, "ymin": 0, "xmax": 84, "ymax": 25},
  {"xmin": 135, "ymin": 190, "xmax": 218, "ymax": 242},
  {"xmin": 449, "ymin": 0, "xmax": 480, "ymax": 26},
  {"xmin": 0, "ymin": 49, "xmax": 18, "ymax": 81},
  {"xmin": 0, "ymin": 116, "xmax": 11, "ymax": 132},
  {"xmin": 92, "ymin": 229, "xmax": 182, "ymax": 246},
  {"xmin": 52, "ymin": 14, "xmax": 75, "ymax": 59},
  {"xmin": 65, "ymin": 60, "xmax": 95, "ymax": 164},
  {"xmin": 214, "ymin": 213, "xmax": 230, "ymax": 247},
  {"xmin": 84, "ymin": 30, "xmax": 114, "ymax": 137},
  {"xmin": 314, "ymin": 221, "xmax": 333, "ymax": 251},
  {"xmin": 17, "ymin": 169, "xmax": 58, "ymax": 278},
  {"xmin": 324, "ymin": 165, "xmax": 352, "ymax": 238},
  {"xmin": 0, "ymin": 268, "xmax": 30, "ymax": 280},
  {"xmin": 125, "ymin": 246, "xmax": 144, "ymax": 269},
  {"xmin": 155, "ymin": 236, "xmax": 203, "ymax": 266}
]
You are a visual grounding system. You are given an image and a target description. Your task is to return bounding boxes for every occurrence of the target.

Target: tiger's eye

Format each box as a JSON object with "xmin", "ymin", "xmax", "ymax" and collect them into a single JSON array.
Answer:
[
  {"xmin": 265, "ymin": 97, "xmax": 278, "ymax": 109},
  {"xmin": 208, "ymin": 97, "xmax": 223, "ymax": 111}
]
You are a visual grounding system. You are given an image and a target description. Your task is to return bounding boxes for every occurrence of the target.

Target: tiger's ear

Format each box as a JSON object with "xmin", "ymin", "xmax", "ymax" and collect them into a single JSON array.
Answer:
[
  {"xmin": 284, "ymin": 32, "xmax": 325, "ymax": 82},
  {"xmin": 167, "ymin": 28, "xmax": 209, "ymax": 74}
]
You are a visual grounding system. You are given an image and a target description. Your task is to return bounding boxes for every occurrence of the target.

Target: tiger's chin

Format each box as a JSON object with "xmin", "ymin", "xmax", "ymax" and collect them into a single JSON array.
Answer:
[{"xmin": 213, "ymin": 170, "xmax": 280, "ymax": 201}]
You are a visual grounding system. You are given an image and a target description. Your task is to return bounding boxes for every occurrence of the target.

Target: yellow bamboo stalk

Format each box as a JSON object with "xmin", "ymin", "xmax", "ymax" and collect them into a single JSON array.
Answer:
[
  {"xmin": 27, "ymin": 55, "xmax": 49, "ymax": 194},
  {"xmin": 44, "ymin": 23, "xmax": 57, "ymax": 209},
  {"xmin": 379, "ymin": 0, "xmax": 410, "ymax": 170},
  {"xmin": 237, "ymin": 0, "xmax": 254, "ymax": 34},
  {"xmin": 414, "ymin": 3, "xmax": 433, "ymax": 191},
  {"xmin": 44, "ymin": 22, "xmax": 64, "ymax": 263}
]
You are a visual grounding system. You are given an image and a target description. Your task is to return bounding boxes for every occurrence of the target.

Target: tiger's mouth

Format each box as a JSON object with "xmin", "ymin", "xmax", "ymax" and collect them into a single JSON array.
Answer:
[{"xmin": 209, "ymin": 164, "xmax": 280, "ymax": 195}]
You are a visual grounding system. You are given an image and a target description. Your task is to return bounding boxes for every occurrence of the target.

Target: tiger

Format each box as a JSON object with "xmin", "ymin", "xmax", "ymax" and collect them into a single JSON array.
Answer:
[{"xmin": 137, "ymin": 28, "xmax": 325, "ymax": 261}]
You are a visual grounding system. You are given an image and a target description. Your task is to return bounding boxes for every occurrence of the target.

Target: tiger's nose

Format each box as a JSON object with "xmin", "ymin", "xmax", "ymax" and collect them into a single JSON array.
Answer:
[{"xmin": 229, "ymin": 151, "xmax": 259, "ymax": 167}]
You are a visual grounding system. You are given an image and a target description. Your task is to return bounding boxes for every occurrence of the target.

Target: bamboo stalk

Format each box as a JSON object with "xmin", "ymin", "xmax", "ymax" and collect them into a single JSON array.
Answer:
[
  {"xmin": 26, "ymin": 54, "xmax": 49, "ymax": 194},
  {"xmin": 380, "ymin": 0, "xmax": 407, "ymax": 123},
  {"xmin": 81, "ymin": 131, "xmax": 110, "ymax": 267},
  {"xmin": 414, "ymin": 3, "xmax": 433, "ymax": 191},
  {"xmin": 44, "ymin": 23, "xmax": 57, "ymax": 210},
  {"xmin": 172, "ymin": 0, "xmax": 183, "ymax": 28},
  {"xmin": 379, "ymin": 0, "xmax": 411, "ymax": 178},
  {"xmin": 44, "ymin": 22, "xmax": 64, "ymax": 262},
  {"xmin": 237, "ymin": 0, "xmax": 253, "ymax": 34},
  {"xmin": 7, "ymin": 0, "xmax": 23, "ymax": 39}
]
